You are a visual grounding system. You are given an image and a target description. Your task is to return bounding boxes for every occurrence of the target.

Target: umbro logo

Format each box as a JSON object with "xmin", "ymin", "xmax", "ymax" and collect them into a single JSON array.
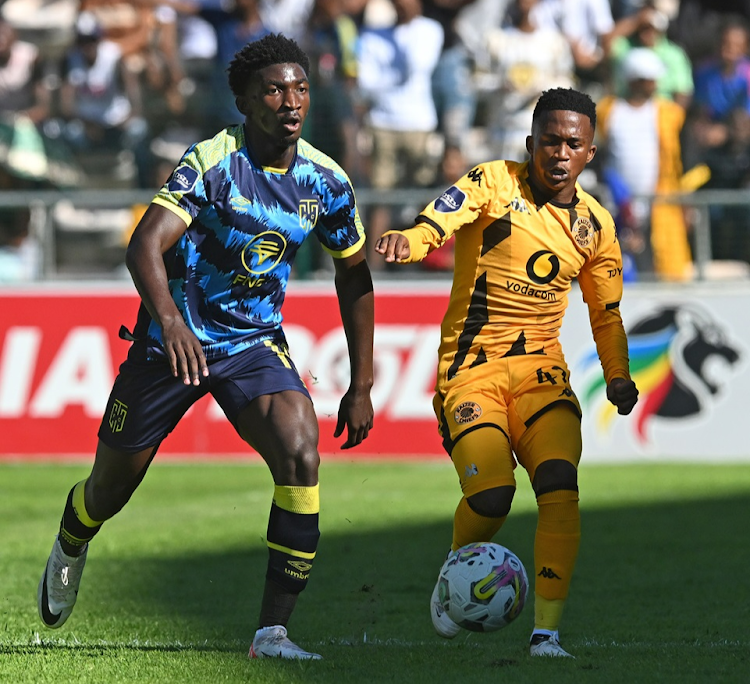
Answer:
[{"xmin": 538, "ymin": 567, "xmax": 562, "ymax": 579}]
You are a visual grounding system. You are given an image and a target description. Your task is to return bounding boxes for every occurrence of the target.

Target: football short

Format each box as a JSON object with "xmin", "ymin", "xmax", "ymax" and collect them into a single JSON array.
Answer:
[
  {"xmin": 434, "ymin": 355, "xmax": 582, "ymax": 496},
  {"xmin": 98, "ymin": 338, "xmax": 310, "ymax": 452}
]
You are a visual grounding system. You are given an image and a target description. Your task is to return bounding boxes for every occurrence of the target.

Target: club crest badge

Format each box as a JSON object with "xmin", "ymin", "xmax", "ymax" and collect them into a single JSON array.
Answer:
[
  {"xmin": 572, "ymin": 217, "xmax": 594, "ymax": 247},
  {"xmin": 454, "ymin": 401, "xmax": 482, "ymax": 425}
]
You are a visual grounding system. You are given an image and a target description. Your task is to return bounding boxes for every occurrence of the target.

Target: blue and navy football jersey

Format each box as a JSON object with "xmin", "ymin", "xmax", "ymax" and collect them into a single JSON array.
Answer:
[{"xmin": 132, "ymin": 124, "xmax": 365, "ymax": 360}]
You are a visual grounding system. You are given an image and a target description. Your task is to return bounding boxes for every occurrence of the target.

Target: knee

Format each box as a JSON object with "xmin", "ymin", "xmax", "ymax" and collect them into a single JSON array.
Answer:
[
  {"xmin": 467, "ymin": 485, "xmax": 515, "ymax": 518},
  {"xmin": 272, "ymin": 441, "xmax": 320, "ymax": 486},
  {"xmin": 532, "ymin": 459, "xmax": 578, "ymax": 497}
]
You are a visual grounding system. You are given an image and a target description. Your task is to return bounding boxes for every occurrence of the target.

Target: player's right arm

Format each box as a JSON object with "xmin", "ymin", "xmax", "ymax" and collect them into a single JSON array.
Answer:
[
  {"xmin": 375, "ymin": 162, "xmax": 494, "ymax": 263},
  {"xmin": 126, "ymin": 204, "xmax": 208, "ymax": 386}
]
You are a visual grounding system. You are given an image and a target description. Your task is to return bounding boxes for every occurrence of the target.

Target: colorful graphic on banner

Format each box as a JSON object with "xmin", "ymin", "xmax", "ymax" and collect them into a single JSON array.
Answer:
[{"xmin": 576, "ymin": 304, "xmax": 743, "ymax": 445}]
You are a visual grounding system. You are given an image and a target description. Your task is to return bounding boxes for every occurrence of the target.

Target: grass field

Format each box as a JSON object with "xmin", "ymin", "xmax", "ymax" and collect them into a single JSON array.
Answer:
[{"xmin": 1, "ymin": 459, "xmax": 749, "ymax": 683}]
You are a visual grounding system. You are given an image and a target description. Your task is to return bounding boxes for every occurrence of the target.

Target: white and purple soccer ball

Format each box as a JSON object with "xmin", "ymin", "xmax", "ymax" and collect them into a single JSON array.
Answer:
[{"xmin": 437, "ymin": 542, "xmax": 529, "ymax": 632}]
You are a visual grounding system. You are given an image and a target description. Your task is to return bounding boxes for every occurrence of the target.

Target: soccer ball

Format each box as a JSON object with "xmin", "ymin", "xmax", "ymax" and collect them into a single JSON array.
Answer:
[{"xmin": 437, "ymin": 542, "xmax": 529, "ymax": 632}]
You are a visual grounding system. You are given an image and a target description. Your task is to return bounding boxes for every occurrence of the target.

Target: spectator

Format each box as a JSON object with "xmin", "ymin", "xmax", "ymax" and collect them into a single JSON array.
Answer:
[
  {"xmin": 301, "ymin": 0, "xmax": 360, "ymax": 172},
  {"xmin": 167, "ymin": 0, "xmax": 271, "ymax": 130},
  {"xmin": 481, "ymin": 0, "xmax": 574, "ymax": 163},
  {"xmin": 259, "ymin": 0, "xmax": 315, "ymax": 41},
  {"xmin": 609, "ymin": 5, "xmax": 694, "ymax": 108},
  {"xmin": 690, "ymin": 19, "xmax": 750, "ymax": 159},
  {"xmin": 357, "ymin": 0, "xmax": 443, "ymax": 267},
  {"xmin": 0, "ymin": 18, "xmax": 82, "ymax": 188},
  {"xmin": 597, "ymin": 48, "xmax": 692, "ymax": 281},
  {"xmin": 423, "ymin": 0, "xmax": 478, "ymax": 156},
  {"xmin": 702, "ymin": 108, "xmax": 750, "ymax": 263},
  {"xmin": 670, "ymin": 0, "xmax": 750, "ymax": 65},
  {"xmin": 80, "ymin": 0, "xmax": 185, "ymax": 114},
  {"xmin": 537, "ymin": 0, "xmax": 617, "ymax": 91},
  {"xmin": 59, "ymin": 12, "xmax": 150, "ymax": 185},
  {"xmin": 294, "ymin": 0, "xmax": 362, "ymax": 277}
]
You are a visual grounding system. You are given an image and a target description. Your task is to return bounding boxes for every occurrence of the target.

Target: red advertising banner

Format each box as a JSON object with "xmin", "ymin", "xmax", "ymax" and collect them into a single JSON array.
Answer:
[{"xmin": 0, "ymin": 283, "xmax": 450, "ymax": 459}]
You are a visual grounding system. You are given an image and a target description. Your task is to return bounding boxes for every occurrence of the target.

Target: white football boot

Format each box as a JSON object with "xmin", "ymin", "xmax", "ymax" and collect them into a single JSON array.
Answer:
[
  {"xmin": 38, "ymin": 535, "xmax": 88, "ymax": 629},
  {"xmin": 430, "ymin": 559, "xmax": 461, "ymax": 639},
  {"xmin": 248, "ymin": 625, "xmax": 322, "ymax": 660},
  {"xmin": 529, "ymin": 632, "xmax": 574, "ymax": 657}
]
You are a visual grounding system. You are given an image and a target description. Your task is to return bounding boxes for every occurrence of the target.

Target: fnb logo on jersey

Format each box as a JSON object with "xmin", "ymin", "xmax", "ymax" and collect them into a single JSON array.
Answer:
[
  {"xmin": 240, "ymin": 231, "xmax": 287, "ymax": 275},
  {"xmin": 435, "ymin": 186, "xmax": 466, "ymax": 213},
  {"xmin": 167, "ymin": 165, "xmax": 198, "ymax": 193}
]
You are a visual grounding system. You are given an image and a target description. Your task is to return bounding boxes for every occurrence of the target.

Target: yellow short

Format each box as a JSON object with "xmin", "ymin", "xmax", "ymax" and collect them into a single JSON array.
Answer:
[{"xmin": 434, "ymin": 355, "xmax": 583, "ymax": 496}]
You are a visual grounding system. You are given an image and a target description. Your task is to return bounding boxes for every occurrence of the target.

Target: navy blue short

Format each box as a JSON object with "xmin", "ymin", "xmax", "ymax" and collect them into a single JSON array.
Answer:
[{"xmin": 98, "ymin": 339, "xmax": 311, "ymax": 452}]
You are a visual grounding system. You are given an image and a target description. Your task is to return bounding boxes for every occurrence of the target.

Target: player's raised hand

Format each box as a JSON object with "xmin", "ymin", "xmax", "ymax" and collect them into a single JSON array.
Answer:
[
  {"xmin": 334, "ymin": 386, "xmax": 374, "ymax": 449},
  {"xmin": 161, "ymin": 316, "xmax": 209, "ymax": 386},
  {"xmin": 375, "ymin": 233, "xmax": 411, "ymax": 263},
  {"xmin": 606, "ymin": 377, "xmax": 639, "ymax": 415}
]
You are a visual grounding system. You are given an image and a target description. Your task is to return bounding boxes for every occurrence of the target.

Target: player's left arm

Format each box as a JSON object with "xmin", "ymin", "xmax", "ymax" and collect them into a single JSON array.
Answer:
[
  {"xmin": 577, "ymin": 213, "xmax": 639, "ymax": 416},
  {"xmin": 333, "ymin": 246, "xmax": 375, "ymax": 448}
]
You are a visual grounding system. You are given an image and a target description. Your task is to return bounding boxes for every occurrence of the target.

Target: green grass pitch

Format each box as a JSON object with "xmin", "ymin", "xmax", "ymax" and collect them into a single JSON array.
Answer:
[{"xmin": 1, "ymin": 459, "xmax": 749, "ymax": 683}]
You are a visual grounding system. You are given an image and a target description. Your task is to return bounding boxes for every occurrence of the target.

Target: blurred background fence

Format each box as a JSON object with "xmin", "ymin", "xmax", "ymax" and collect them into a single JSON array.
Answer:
[{"xmin": 2, "ymin": 186, "xmax": 750, "ymax": 282}]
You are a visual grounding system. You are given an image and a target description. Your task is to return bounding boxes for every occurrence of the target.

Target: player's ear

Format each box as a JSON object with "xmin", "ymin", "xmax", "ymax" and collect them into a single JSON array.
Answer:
[
  {"xmin": 587, "ymin": 144, "xmax": 597, "ymax": 163},
  {"xmin": 236, "ymin": 96, "xmax": 249, "ymax": 116},
  {"xmin": 525, "ymin": 135, "xmax": 534, "ymax": 157}
]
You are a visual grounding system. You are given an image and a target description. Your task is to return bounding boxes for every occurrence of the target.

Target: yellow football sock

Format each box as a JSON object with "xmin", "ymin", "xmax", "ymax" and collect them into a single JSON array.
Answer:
[
  {"xmin": 533, "ymin": 489, "xmax": 580, "ymax": 631},
  {"xmin": 452, "ymin": 496, "xmax": 507, "ymax": 551}
]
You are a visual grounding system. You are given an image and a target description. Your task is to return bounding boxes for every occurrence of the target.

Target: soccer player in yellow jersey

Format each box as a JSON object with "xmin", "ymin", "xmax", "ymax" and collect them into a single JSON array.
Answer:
[{"xmin": 376, "ymin": 88, "xmax": 639, "ymax": 658}]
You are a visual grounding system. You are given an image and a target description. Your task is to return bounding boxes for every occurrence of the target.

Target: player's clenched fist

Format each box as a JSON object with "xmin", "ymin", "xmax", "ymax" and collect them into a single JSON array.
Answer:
[
  {"xmin": 606, "ymin": 377, "xmax": 639, "ymax": 415},
  {"xmin": 375, "ymin": 233, "xmax": 411, "ymax": 263}
]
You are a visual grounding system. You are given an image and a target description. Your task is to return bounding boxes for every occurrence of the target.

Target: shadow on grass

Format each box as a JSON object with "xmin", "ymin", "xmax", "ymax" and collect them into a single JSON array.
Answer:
[{"xmin": 28, "ymin": 491, "xmax": 750, "ymax": 650}]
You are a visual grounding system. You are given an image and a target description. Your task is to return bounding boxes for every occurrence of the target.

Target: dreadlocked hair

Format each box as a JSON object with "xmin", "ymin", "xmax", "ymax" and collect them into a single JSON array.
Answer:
[
  {"xmin": 227, "ymin": 33, "xmax": 310, "ymax": 97},
  {"xmin": 533, "ymin": 88, "xmax": 597, "ymax": 131}
]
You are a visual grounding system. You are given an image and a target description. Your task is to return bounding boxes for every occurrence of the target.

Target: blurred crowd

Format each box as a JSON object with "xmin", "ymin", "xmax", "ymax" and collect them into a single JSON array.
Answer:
[{"xmin": 2, "ymin": 0, "xmax": 750, "ymax": 282}]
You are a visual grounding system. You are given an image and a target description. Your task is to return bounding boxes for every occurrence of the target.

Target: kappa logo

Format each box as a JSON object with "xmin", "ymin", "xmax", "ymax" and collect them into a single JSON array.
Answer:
[
  {"xmin": 468, "ymin": 168, "xmax": 483, "ymax": 186},
  {"xmin": 435, "ymin": 186, "xmax": 466, "ymax": 213},
  {"xmin": 241, "ymin": 231, "xmax": 287, "ymax": 275},
  {"xmin": 572, "ymin": 216, "xmax": 594, "ymax": 247},
  {"xmin": 454, "ymin": 401, "xmax": 482, "ymax": 424},
  {"xmin": 538, "ymin": 567, "xmax": 561, "ymax": 579},
  {"xmin": 505, "ymin": 197, "xmax": 530, "ymax": 214},
  {"xmin": 167, "ymin": 165, "xmax": 199, "ymax": 193}
]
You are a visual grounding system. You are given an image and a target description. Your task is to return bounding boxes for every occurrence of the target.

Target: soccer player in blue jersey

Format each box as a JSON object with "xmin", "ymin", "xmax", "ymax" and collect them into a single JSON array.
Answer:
[{"xmin": 37, "ymin": 33, "xmax": 374, "ymax": 661}]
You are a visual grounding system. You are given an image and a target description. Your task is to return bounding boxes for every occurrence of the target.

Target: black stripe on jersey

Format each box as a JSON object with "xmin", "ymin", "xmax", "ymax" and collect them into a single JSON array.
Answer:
[
  {"xmin": 566, "ymin": 205, "xmax": 579, "ymax": 228},
  {"xmin": 589, "ymin": 211, "xmax": 604, "ymax": 233},
  {"xmin": 524, "ymin": 399, "xmax": 582, "ymax": 429},
  {"xmin": 412, "ymin": 214, "xmax": 446, "ymax": 238},
  {"xmin": 437, "ymin": 402, "xmax": 453, "ymax": 454},
  {"xmin": 447, "ymin": 272, "xmax": 489, "ymax": 380},
  {"xmin": 470, "ymin": 347, "xmax": 487, "ymax": 368},
  {"xmin": 481, "ymin": 213, "xmax": 512, "ymax": 256},
  {"xmin": 606, "ymin": 301, "xmax": 621, "ymax": 310},
  {"xmin": 503, "ymin": 331, "xmax": 527, "ymax": 356}
]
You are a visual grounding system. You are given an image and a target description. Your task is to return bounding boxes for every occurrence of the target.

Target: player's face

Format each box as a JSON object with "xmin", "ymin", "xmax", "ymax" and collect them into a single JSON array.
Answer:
[
  {"xmin": 240, "ymin": 62, "xmax": 310, "ymax": 149},
  {"xmin": 525, "ymin": 110, "xmax": 596, "ymax": 204}
]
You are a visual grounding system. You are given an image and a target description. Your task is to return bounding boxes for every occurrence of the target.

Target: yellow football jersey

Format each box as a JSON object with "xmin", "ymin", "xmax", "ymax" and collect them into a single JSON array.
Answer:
[{"xmin": 388, "ymin": 160, "xmax": 630, "ymax": 386}]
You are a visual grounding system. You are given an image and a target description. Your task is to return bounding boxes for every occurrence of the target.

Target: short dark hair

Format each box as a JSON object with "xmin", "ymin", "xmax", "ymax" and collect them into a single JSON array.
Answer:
[
  {"xmin": 227, "ymin": 33, "xmax": 310, "ymax": 97},
  {"xmin": 532, "ymin": 88, "xmax": 597, "ymax": 131}
]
